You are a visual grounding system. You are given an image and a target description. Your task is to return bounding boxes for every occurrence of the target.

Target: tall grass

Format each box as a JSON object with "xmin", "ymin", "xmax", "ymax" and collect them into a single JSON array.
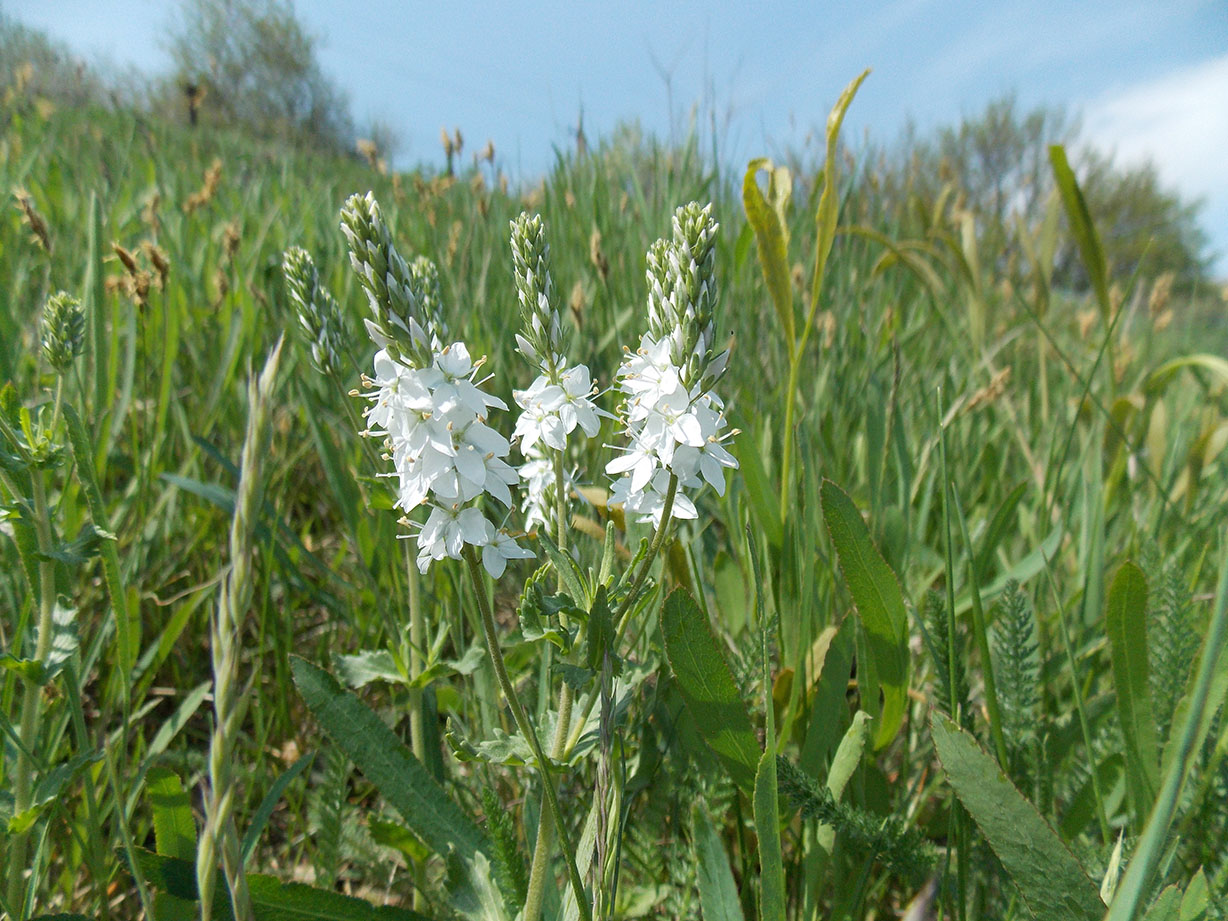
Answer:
[{"xmin": 1, "ymin": 76, "xmax": 1226, "ymax": 921}]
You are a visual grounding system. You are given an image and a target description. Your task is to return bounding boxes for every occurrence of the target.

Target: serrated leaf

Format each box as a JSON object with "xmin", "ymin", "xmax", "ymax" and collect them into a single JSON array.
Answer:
[
  {"xmin": 147, "ymin": 766, "xmax": 196, "ymax": 861},
  {"xmin": 820, "ymin": 480, "xmax": 909, "ymax": 749},
  {"xmin": 931, "ymin": 713, "xmax": 1104, "ymax": 920},
  {"xmin": 754, "ymin": 751, "xmax": 786, "ymax": 921},
  {"xmin": 290, "ymin": 656, "xmax": 489, "ymax": 863},
  {"xmin": 36, "ymin": 521, "xmax": 112, "ymax": 565},
  {"xmin": 662, "ymin": 588, "xmax": 760, "ymax": 794},
  {"xmin": 127, "ymin": 847, "xmax": 432, "ymax": 920},
  {"xmin": 335, "ymin": 649, "xmax": 403, "ymax": 689}
]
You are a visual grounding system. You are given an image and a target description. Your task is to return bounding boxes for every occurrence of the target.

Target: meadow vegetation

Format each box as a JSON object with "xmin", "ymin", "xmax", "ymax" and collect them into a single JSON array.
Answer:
[{"xmin": 1, "ymin": 31, "xmax": 1227, "ymax": 921}]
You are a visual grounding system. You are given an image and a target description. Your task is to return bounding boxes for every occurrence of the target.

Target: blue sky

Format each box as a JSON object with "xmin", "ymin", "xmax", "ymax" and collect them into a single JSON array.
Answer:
[{"xmin": 9, "ymin": 0, "xmax": 1228, "ymax": 274}]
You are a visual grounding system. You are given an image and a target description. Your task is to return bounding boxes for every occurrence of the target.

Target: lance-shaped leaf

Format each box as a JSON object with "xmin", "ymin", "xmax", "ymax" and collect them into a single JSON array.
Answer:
[
  {"xmin": 662, "ymin": 588, "xmax": 760, "ymax": 794},
  {"xmin": 931, "ymin": 713, "xmax": 1104, "ymax": 921},
  {"xmin": 1105, "ymin": 561, "xmax": 1159, "ymax": 824},
  {"xmin": 290, "ymin": 656, "xmax": 489, "ymax": 863},
  {"xmin": 820, "ymin": 480, "xmax": 909, "ymax": 749}
]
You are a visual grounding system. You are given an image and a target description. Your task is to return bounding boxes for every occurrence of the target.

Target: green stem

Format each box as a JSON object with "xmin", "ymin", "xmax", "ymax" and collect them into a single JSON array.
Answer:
[
  {"xmin": 464, "ymin": 550, "xmax": 591, "ymax": 921},
  {"xmin": 523, "ymin": 449, "xmax": 577, "ymax": 921},
  {"xmin": 406, "ymin": 553, "xmax": 428, "ymax": 910},
  {"xmin": 614, "ymin": 473, "xmax": 678, "ymax": 629},
  {"xmin": 564, "ymin": 475, "xmax": 677, "ymax": 760},
  {"xmin": 6, "ymin": 472, "xmax": 58, "ymax": 915},
  {"xmin": 779, "ymin": 355, "xmax": 800, "ymax": 527}
]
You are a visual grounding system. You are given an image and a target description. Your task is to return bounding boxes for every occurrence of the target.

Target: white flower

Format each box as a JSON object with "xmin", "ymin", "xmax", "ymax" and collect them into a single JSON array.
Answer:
[
  {"xmin": 611, "ymin": 468, "xmax": 697, "ymax": 527},
  {"xmin": 482, "ymin": 529, "xmax": 534, "ymax": 578},
  {"xmin": 512, "ymin": 362, "xmax": 603, "ymax": 453},
  {"xmin": 416, "ymin": 505, "xmax": 493, "ymax": 572}
]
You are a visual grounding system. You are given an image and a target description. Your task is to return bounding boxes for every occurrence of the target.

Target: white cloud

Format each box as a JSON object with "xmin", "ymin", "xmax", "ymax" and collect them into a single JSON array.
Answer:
[{"xmin": 1083, "ymin": 53, "xmax": 1228, "ymax": 274}]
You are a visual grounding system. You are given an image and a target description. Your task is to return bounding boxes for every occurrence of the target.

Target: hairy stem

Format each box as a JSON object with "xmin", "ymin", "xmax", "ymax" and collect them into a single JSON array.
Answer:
[{"xmin": 463, "ymin": 549, "xmax": 591, "ymax": 921}]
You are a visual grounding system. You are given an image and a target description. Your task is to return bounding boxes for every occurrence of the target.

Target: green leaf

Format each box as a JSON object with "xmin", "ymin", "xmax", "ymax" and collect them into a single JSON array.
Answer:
[
  {"xmin": 290, "ymin": 656, "xmax": 489, "ymax": 863},
  {"xmin": 754, "ymin": 751, "xmax": 786, "ymax": 921},
  {"xmin": 1143, "ymin": 886, "xmax": 1182, "ymax": 921},
  {"xmin": 584, "ymin": 585, "xmax": 613, "ymax": 672},
  {"xmin": 820, "ymin": 480, "xmax": 909, "ymax": 749},
  {"xmin": 692, "ymin": 804, "xmax": 744, "ymax": 921},
  {"xmin": 742, "ymin": 158, "xmax": 795, "ymax": 349},
  {"xmin": 36, "ymin": 522, "xmax": 112, "ymax": 565},
  {"xmin": 128, "ymin": 847, "xmax": 433, "ymax": 920},
  {"xmin": 1144, "ymin": 353, "xmax": 1228, "ymax": 397},
  {"xmin": 147, "ymin": 767, "xmax": 196, "ymax": 861},
  {"xmin": 335, "ymin": 649, "xmax": 403, "ymax": 689},
  {"xmin": 241, "ymin": 753, "xmax": 314, "ymax": 863},
  {"xmin": 731, "ymin": 422, "xmax": 782, "ymax": 547},
  {"xmin": 1180, "ymin": 868, "xmax": 1209, "ymax": 921},
  {"xmin": 1109, "ymin": 546, "xmax": 1228, "ymax": 921},
  {"xmin": 816, "ymin": 710, "xmax": 870, "ymax": 853},
  {"xmin": 1105, "ymin": 561, "xmax": 1159, "ymax": 824},
  {"xmin": 662, "ymin": 589, "xmax": 761, "ymax": 794},
  {"xmin": 809, "ymin": 69, "xmax": 870, "ymax": 322},
  {"xmin": 1049, "ymin": 145, "xmax": 1110, "ymax": 321},
  {"xmin": 1, "ymin": 603, "xmax": 78, "ymax": 685},
  {"xmin": 537, "ymin": 532, "xmax": 590, "ymax": 605},
  {"xmin": 974, "ymin": 481, "xmax": 1028, "ymax": 583},
  {"xmin": 931, "ymin": 713, "xmax": 1103, "ymax": 920}
]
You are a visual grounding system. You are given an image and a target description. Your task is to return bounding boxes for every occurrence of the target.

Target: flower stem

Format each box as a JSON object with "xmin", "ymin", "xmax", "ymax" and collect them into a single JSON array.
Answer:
[
  {"xmin": 462, "ymin": 549, "xmax": 591, "ymax": 921},
  {"xmin": 406, "ymin": 553, "xmax": 428, "ymax": 910},
  {"xmin": 523, "ymin": 449, "xmax": 577, "ymax": 921},
  {"xmin": 562, "ymin": 473, "xmax": 677, "ymax": 761},
  {"xmin": 6, "ymin": 471, "xmax": 58, "ymax": 914},
  {"xmin": 614, "ymin": 472, "xmax": 678, "ymax": 628}
]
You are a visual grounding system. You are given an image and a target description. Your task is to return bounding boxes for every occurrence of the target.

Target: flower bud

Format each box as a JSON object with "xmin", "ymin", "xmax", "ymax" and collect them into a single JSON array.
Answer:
[
  {"xmin": 340, "ymin": 191, "xmax": 440, "ymax": 368},
  {"xmin": 282, "ymin": 246, "xmax": 345, "ymax": 377},
  {"xmin": 41, "ymin": 291, "xmax": 85, "ymax": 372}
]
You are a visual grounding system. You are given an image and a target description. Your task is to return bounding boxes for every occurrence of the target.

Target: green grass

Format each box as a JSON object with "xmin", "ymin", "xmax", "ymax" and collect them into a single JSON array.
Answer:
[{"xmin": 1, "ymin": 82, "xmax": 1227, "ymax": 921}]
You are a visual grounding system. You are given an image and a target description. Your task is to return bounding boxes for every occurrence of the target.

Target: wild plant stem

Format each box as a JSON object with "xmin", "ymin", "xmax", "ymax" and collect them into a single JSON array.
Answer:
[
  {"xmin": 463, "ymin": 549, "xmax": 591, "ymax": 921},
  {"xmin": 406, "ymin": 552, "xmax": 427, "ymax": 911},
  {"xmin": 523, "ymin": 449, "xmax": 575, "ymax": 921},
  {"xmin": 564, "ymin": 474, "xmax": 677, "ymax": 761},
  {"xmin": 779, "ymin": 355, "xmax": 800, "ymax": 527},
  {"xmin": 5, "ymin": 471, "xmax": 57, "ymax": 915}
]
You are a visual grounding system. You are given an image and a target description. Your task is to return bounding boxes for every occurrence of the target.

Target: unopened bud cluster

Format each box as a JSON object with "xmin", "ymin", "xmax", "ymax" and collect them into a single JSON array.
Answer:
[
  {"xmin": 340, "ymin": 191, "xmax": 445, "ymax": 369},
  {"xmin": 41, "ymin": 291, "xmax": 85, "ymax": 372},
  {"xmin": 282, "ymin": 246, "xmax": 344, "ymax": 376},
  {"xmin": 646, "ymin": 203, "xmax": 728, "ymax": 393},
  {"xmin": 510, "ymin": 213, "xmax": 567, "ymax": 370}
]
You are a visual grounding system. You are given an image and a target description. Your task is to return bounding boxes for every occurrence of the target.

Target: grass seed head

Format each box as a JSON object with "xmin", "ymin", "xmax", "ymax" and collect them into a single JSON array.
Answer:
[{"xmin": 13, "ymin": 188, "xmax": 52, "ymax": 254}]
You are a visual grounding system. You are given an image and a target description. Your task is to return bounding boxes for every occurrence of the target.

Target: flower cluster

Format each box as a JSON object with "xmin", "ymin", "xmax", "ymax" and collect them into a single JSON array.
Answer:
[
  {"xmin": 345, "ymin": 193, "xmax": 530, "ymax": 577},
  {"xmin": 41, "ymin": 291, "xmax": 85, "ymax": 373},
  {"xmin": 508, "ymin": 213, "xmax": 603, "ymax": 530},
  {"xmin": 607, "ymin": 203, "xmax": 737, "ymax": 526}
]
